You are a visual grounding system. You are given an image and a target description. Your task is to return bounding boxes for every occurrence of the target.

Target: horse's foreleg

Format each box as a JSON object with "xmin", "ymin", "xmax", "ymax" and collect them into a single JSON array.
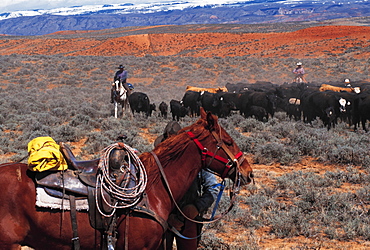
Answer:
[
  {"xmin": 121, "ymin": 103, "xmax": 125, "ymax": 116},
  {"xmin": 114, "ymin": 102, "xmax": 119, "ymax": 118},
  {"xmin": 0, "ymin": 213, "xmax": 28, "ymax": 249}
]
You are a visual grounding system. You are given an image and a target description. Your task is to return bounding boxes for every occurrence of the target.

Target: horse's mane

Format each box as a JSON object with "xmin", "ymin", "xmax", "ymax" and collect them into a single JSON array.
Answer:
[{"xmin": 139, "ymin": 117, "xmax": 209, "ymax": 188}]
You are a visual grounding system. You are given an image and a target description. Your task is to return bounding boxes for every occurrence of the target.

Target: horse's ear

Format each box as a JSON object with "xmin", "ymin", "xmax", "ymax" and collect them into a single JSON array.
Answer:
[
  {"xmin": 200, "ymin": 107, "xmax": 207, "ymax": 119},
  {"xmin": 200, "ymin": 107, "xmax": 216, "ymax": 130},
  {"xmin": 200, "ymin": 107, "xmax": 218, "ymax": 130},
  {"xmin": 206, "ymin": 112, "xmax": 216, "ymax": 131}
]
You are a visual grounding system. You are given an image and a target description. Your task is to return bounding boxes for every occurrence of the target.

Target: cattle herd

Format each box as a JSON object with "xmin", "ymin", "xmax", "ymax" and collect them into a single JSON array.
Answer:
[{"xmin": 127, "ymin": 80, "xmax": 370, "ymax": 132}]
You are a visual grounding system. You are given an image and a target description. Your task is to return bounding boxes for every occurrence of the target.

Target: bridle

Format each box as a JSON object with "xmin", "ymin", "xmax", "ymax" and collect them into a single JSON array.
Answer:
[
  {"xmin": 186, "ymin": 129, "xmax": 245, "ymax": 180},
  {"xmin": 151, "ymin": 125, "xmax": 249, "ymax": 227}
]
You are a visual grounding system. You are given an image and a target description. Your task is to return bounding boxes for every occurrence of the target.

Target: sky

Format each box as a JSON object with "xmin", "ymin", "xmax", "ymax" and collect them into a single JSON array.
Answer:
[{"xmin": 0, "ymin": 0, "xmax": 237, "ymax": 12}]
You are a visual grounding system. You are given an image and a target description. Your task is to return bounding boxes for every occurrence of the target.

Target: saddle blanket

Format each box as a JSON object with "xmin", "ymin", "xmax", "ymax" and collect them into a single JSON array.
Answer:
[{"xmin": 36, "ymin": 187, "xmax": 89, "ymax": 211}]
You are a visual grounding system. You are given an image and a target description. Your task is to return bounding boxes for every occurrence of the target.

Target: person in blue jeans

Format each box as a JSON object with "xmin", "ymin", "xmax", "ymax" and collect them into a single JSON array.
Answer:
[{"xmin": 154, "ymin": 121, "xmax": 218, "ymax": 250}]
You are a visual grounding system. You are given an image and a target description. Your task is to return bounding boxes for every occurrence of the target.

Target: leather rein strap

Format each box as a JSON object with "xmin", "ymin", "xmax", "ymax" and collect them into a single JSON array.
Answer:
[{"xmin": 69, "ymin": 195, "xmax": 80, "ymax": 250}]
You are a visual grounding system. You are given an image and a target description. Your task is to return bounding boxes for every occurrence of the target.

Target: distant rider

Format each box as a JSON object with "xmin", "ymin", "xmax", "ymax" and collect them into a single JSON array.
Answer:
[
  {"xmin": 292, "ymin": 62, "xmax": 307, "ymax": 83},
  {"xmin": 111, "ymin": 65, "xmax": 131, "ymax": 103}
]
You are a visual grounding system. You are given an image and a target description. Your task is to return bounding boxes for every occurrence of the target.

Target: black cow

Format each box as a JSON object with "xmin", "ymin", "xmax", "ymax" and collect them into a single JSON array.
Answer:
[
  {"xmin": 225, "ymin": 82, "xmax": 249, "ymax": 93},
  {"xmin": 358, "ymin": 95, "xmax": 370, "ymax": 132},
  {"xmin": 301, "ymin": 91, "xmax": 343, "ymax": 130},
  {"xmin": 245, "ymin": 105, "xmax": 268, "ymax": 122},
  {"xmin": 170, "ymin": 99, "xmax": 189, "ymax": 121},
  {"xmin": 245, "ymin": 81, "xmax": 277, "ymax": 93},
  {"xmin": 353, "ymin": 93, "xmax": 370, "ymax": 132},
  {"xmin": 181, "ymin": 91, "xmax": 201, "ymax": 117},
  {"xmin": 199, "ymin": 91, "xmax": 220, "ymax": 115},
  {"xmin": 218, "ymin": 101, "xmax": 237, "ymax": 118},
  {"xmin": 299, "ymin": 87, "xmax": 322, "ymax": 123},
  {"xmin": 240, "ymin": 91, "xmax": 277, "ymax": 120},
  {"xmin": 199, "ymin": 91, "xmax": 234, "ymax": 117},
  {"xmin": 128, "ymin": 92, "xmax": 153, "ymax": 117},
  {"xmin": 214, "ymin": 92, "xmax": 242, "ymax": 112},
  {"xmin": 158, "ymin": 101, "xmax": 168, "ymax": 119},
  {"xmin": 149, "ymin": 103, "xmax": 156, "ymax": 116},
  {"xmin": 276, "ymin": 82, "xmax": 311, "ymax": 111},
  {"xmin": 285, "ymin": 103, "xmax": 301, "ymax": 121},
  {"xmin": 327, "ymin": 91, "xmax": 357, "ymax": 126}
]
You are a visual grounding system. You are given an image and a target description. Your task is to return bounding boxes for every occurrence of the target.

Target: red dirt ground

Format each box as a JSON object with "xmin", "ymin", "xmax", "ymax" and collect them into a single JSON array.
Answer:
[{"xmin": 0, "ymin": 26, "xmax": 369, "ymax": 59}]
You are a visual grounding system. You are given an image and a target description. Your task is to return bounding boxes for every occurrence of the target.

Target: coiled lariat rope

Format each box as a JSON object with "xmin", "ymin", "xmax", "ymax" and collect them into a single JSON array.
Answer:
[{"xmin": 96, "ymin": 143, "xmax": 147, "ymax": 217}]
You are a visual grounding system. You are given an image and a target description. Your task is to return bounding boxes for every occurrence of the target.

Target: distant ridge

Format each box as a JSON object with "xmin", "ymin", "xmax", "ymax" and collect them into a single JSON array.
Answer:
[
  {"xmin": 1, "ymin": 24, "xmax": 369, "ymax": 60},
  {"xmin": 0, "ymin": 0, "xmax": 370, "ymax": 36}
]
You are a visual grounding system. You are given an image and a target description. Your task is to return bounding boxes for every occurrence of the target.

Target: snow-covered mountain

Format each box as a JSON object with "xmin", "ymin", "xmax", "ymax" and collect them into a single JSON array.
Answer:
[
  {"xmin": 0, "ymin": 1, "xmax": 212, "ymax": 20},
  {"xmin": 0, "ymin": 0, "xmax": 369, "ymax": 36}
]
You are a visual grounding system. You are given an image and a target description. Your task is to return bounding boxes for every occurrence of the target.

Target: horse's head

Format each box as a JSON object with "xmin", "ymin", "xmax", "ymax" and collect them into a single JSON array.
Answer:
[
  {"xmin": 114, "ymin": 80, "xmax": 121, "ymax": 92},
  {"xmin": 113, "ymin": 81, "xmax": 128, "ymax": 104},
  {"xmin": 186, "ymin": 107, "xmax": 253, "ymax": 186}
]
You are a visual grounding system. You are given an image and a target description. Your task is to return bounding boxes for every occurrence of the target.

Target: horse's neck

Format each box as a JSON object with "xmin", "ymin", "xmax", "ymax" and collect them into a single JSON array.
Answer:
[
  {"xmin": 115, "ymin": 81, "xmax": 124, "ymax": 92},
  {"xmin": 114, "ymin": 82, "xmax": 126, "ymax": 99},
  {"xmin": 144, "ymin": 143, "xmax": 202, "ymax": 218}
]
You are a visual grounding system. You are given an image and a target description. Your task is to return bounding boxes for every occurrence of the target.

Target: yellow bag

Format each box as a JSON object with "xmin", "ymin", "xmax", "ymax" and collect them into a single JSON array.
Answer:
[{"xmin": 27, "ymin": 136, "xmax": 68, "ymax": 172}]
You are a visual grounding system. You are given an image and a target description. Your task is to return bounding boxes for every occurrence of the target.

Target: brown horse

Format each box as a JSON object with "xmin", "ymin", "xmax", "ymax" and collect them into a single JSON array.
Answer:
[{"xmin": 0, "ymin": 108, "xmax": 253, "ymax": 249}]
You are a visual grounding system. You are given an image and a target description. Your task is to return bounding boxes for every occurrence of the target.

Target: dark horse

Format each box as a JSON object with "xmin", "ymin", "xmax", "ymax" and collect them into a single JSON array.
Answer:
[{"xmin": 0, "ymin": 108, "xmax": 253, "ymax": 249}]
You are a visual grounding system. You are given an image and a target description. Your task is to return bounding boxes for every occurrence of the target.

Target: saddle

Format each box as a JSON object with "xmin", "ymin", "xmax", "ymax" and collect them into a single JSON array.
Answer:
[
  {"xmin": 34, "ymin": 143, "xmax": 115, "ymax": 232},
  {"xmin": 34, "ymin": 142, "xmax": 167, "ymax": 249},
  {"xmin": 35, "ymin": 142, "xmax": 100, "ymax": 196}
]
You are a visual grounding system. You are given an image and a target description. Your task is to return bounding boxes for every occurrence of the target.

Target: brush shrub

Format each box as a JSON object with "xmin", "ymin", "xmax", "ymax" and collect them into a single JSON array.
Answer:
[{"xmin": 1, "ymin": 53, "xmax": 370, "ymax": 247}]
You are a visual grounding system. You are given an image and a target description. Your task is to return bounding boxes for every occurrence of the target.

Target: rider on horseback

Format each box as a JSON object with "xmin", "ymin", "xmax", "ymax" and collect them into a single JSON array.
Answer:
[
  {"xmin": 292, "ymin": 62, "xmax": 307, "ymax": 83},
  {"xmin": 111, "ymin": 65, "xmax": 131, "ymax": 103}
]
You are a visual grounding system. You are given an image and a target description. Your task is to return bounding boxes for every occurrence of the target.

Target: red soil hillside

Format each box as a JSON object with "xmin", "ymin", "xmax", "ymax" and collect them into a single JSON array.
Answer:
[{"xmin": 0, "ymin": 25, "xmax": 369, "ymax": 59}]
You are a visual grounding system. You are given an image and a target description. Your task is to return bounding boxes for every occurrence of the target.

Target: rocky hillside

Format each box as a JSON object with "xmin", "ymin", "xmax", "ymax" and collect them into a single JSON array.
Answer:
[{"xmin": 1, "ymin": 24, "xmax": 369, "ymax": 60}]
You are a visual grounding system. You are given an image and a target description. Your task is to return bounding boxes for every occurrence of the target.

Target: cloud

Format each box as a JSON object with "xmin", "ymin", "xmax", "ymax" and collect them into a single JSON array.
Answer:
[
  {"xmin": 0, "ymin": 0, "xmax": 237, "ymax": 13},
  {"xmin": 0, "ymin": 0, "xmax": 139, "ymax": 12}
]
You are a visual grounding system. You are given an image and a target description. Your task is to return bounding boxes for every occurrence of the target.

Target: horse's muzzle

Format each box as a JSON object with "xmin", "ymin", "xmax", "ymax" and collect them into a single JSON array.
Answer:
[{"xmin": 240, "ymin": 172, "xmax": 254, "ymax": 185}]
